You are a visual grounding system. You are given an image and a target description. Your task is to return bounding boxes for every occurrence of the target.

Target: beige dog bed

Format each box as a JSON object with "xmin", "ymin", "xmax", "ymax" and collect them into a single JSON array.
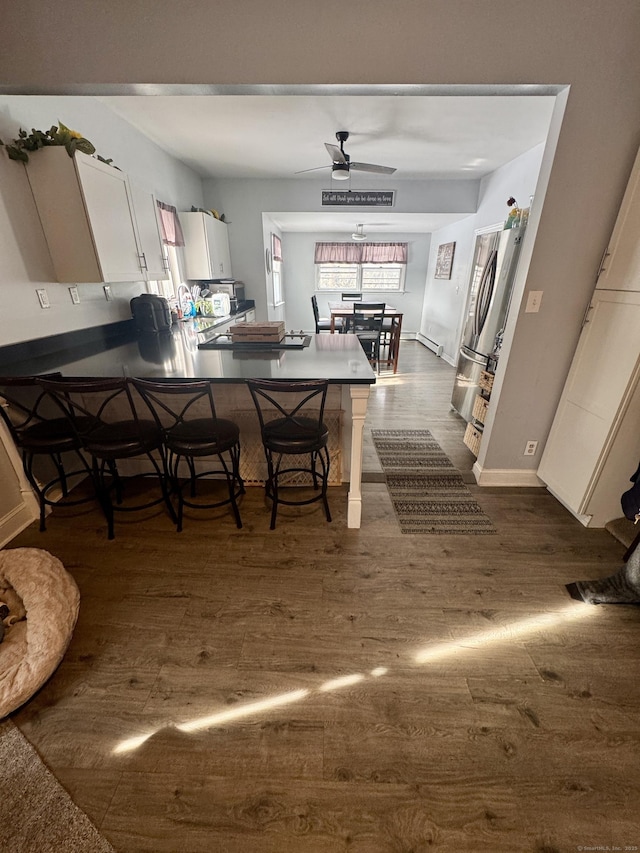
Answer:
[{"xmin": 0, "ymin": 548, "xmax": 79, "ymax": 719}]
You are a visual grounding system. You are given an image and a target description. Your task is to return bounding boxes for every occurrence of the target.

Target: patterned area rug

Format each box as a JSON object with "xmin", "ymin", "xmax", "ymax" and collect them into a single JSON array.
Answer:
[{"xmin": 372, "ymin": 429, "xmax": 496, "ymax": 534}]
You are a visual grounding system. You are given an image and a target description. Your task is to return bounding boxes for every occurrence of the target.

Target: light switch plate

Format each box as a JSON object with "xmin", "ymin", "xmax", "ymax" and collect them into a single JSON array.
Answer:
[
  {"xmin": 69, "ymin": 286, "xmax": 80, "ymax": 304},
  {"xmin": 525, "ymin": 290, "xmax": 543, "ymax": 313},
  {"xmin": 36, "ymin": 288, "xmax": 50, "ymax": 309}
]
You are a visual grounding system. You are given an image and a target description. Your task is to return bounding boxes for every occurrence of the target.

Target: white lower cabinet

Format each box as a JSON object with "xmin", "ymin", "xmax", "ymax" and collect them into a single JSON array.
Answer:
[
  {"xmin": 25, "ymin": 148, "xmax": 168, "ymax": 283},
  {"xmin": 181, "ymin": 212, "xmax": 232, "ymax": 280},
  {"xmin": 538, "ymin": 289, "xmax": 640, "ymax": 525}
]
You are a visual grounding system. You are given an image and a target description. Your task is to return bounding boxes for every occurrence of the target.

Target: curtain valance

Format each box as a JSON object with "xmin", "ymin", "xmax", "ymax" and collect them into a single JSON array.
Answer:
[
  {"xmin": 156, "ymin": 201, "xmax": 185, "ymax": 247},
  {"xmin": 314, "ymin": 242, "xmax": 407, "ymax": 264}
]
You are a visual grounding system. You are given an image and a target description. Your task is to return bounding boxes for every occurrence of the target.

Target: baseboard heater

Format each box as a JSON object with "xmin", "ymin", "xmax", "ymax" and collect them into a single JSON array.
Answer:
[{"xmin": 418, "ymin": 333, "xmax": 443, "ymax": 357}]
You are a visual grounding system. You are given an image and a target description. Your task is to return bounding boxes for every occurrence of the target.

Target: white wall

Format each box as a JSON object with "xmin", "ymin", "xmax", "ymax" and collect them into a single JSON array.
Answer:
[
  {"xmin": 0, "ymin": 96, "xmax": 204, "ymax": 348},
  {"xmin": 282, "ymin": 231, "xmax": 431, "ymax": 335},
  {"xmin": 420, "ymin": 145, "xmax": 546, "ymax": 364}
]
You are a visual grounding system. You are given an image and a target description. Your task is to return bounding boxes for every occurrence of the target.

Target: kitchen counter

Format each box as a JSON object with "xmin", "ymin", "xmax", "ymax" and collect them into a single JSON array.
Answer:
[{"xmin": 0, "ymin": 319, "xmax": 375, "ymax": 527}]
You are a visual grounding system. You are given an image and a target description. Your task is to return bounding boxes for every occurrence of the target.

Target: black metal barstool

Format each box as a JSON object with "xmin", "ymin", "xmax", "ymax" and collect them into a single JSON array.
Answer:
[
  {"xmin": 39, "ymin": 376, "xmax": 177, "ymax": 540},
  {"xmin": 131, "ymin": 378, "xmax": 244, "ymax": 532},
  {"xmin": 0, "ymin": 375, "xmax": 95, "ymax": 531},
  {"xmin": 246, "ymin": 378, "xmax": 332, "ymax": 530}
]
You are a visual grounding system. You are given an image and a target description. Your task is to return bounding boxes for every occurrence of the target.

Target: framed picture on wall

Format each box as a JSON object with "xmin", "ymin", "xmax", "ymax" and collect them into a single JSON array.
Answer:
[{"xmin": 434, "ymin": 242, "xmax": 456, "ymax": 279}]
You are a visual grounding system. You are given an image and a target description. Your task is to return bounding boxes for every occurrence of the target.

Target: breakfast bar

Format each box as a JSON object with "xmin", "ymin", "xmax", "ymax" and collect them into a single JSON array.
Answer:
[{"xmin": 0, "ymin": 319, "xmax": 376, "ymax": 528}]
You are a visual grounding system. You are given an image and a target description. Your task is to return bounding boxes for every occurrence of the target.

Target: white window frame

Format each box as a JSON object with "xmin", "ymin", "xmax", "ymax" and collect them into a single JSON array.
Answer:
[
  {"xmin": 315, "ymin": 261, "xmax": 406, "ymax": 292},
  {"xmin": 147, "ymin": 244, "xmax": 183, "ymax": 299}
]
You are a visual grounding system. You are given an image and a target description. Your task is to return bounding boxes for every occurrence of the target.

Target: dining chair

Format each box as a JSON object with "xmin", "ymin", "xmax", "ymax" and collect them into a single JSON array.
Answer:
[
  {"xmin": 341, "ymin": 293, "xmax": 363, "ymax": 302},
  {"xmin": 0, "ymin": 375, "xmax": 95, "ymax": 531},
  {"xmin": 39, "ymin": 376, "xmax": 177, "ymax": 540},
  {"xmin": 131, "ymin": 378, "xmax": 244, "ymax": 531},
  {"xmin": 377, "ymin": 313, "xmax": 403, "ymax": 373},
  {"xmin": 345, "ymin": 305, "xmax": 385, "ymax": 373},
  {"xmin": 311, "ymin": 294, "xmax": 333, "ymax": 333},
  {"xmin": 246, "ymin": 378, "xmax": 332, "ymax": 530}
]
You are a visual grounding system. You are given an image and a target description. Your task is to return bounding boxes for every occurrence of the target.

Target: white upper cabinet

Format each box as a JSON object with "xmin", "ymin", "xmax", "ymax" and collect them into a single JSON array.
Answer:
[
  {"xmin": 181, "ymin": 212, "xmax": 232, "ymax": 280},
  {"xmin": 127, "ymin": 181, "xmax": 170, "ymax": 281},
  {"xmin": 25, "ymin": 148, "xmax": 169, "ymax": 283},
  {"xmin": 596, "ymin": 146, "xmax": 640, "ymax": 291}
]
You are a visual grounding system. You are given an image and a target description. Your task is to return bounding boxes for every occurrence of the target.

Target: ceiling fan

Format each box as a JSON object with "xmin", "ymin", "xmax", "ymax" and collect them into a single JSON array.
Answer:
[{"xmin": 296, "ymin": 131, "xmax": 397, "ymax": 180}]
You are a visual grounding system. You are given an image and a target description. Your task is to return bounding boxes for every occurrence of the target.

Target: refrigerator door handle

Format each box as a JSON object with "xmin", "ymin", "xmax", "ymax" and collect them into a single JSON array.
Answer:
[{"xmin": 474, "ymin": 250, "xmax": 498, "ymax": 338}]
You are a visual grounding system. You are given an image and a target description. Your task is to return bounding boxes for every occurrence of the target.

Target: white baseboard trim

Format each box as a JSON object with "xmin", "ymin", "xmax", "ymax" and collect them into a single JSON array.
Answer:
[
  {"xmin": 472, "ymin": 461, "xmax": 545, "ymax": 487},
  {"xmin": 416, "ymin": 332, "xmax": 443, "ymax": 357},
  {"xmin": 0, "ymin": 502, "xmax": 38, "ymax": 549}
]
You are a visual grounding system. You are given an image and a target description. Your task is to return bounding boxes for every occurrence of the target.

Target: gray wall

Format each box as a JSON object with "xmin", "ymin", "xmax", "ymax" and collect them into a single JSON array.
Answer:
[
  {"xmin": 1, "ymin": 0, "xmax": 640, "ymax": 479},
  {"xmin": 421, "ymin": 144, "xmax": 546, "ymax": 365}
]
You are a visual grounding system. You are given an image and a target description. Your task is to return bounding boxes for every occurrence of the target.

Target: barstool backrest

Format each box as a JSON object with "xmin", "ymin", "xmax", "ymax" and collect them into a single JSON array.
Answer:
[{"xmin": 246, "ymin": 379, "xmax": 329, "ymax": 439}]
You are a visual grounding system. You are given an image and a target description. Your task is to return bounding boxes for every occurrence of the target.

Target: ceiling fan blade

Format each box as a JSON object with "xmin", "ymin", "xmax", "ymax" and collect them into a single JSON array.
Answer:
[
  {"xmin": 350, "ymin": 162, "xmax": 397, "ymax": 175},
  {"xmin": 294, "ymin": 165, "xmax": 330, "ymax": 174},
  {"xmin": 325, "ymin": 143, "xmax": 348, "ymax": 164}
]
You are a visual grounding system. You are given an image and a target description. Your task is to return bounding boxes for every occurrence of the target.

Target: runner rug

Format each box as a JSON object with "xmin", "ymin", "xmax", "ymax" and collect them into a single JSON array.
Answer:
[{"xmin": 371, "ymin": 429, "xmax": 496, "ymax": 534}]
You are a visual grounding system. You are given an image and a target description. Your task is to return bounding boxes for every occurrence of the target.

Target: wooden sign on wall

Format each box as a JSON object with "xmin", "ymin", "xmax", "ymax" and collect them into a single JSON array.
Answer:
[
  {"xmin": 321, "ymin": 190, "xmax": 395, "ymax": 207},
  {"xmin": 434, "ymin": 241, "xmax": 456, "ymax": 279}
]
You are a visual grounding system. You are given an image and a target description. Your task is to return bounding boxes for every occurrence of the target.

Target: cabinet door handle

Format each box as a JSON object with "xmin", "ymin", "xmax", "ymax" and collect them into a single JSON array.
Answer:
[
  {"xmin": 138, "ymin": 253, "xmax": 148, "ymax": 271},
  {"xmin": 581, "ymin": 302, "xmax": 594, "ymax": 328},
  {"xmin": 596, "ymin": 248, "xmax": 611, "ymax": 280}
]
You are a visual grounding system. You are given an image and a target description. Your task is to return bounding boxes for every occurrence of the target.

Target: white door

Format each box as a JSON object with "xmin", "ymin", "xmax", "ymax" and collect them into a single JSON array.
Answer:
[{"xmin": 538, "ymin": 289, "xmax": 640, "ymax": 516}]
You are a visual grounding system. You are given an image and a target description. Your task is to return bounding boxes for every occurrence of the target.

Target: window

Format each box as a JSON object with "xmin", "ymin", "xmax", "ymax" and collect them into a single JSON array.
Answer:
[
  {"xmin": 149, "ymin": 202, "xmax": 187, "ymax": 299},
  {"xmin": 315, "ymin": 242, "xmax": 407, "ymax": 292},
  {"xmin": 271, "ymin": 233, "xmax": 284, "ymax": 306}
]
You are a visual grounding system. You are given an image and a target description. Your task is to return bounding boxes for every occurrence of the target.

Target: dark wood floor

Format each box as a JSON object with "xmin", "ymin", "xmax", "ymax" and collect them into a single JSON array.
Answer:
[{"xmin": 8, "ymin": 342, "xmax": 640, "ymax": 853}]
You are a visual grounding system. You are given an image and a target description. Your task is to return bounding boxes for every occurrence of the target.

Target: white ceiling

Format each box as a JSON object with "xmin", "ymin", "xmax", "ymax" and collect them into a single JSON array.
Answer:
[{"xmin": 100, "ymin": 93, "xmax": 556, "ymax": 234}]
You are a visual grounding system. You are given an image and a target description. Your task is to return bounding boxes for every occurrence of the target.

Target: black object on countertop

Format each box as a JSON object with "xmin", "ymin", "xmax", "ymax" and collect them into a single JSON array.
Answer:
[{"xmin": 130, "ymin": 294, "xmax": 172, "ymax": 332}]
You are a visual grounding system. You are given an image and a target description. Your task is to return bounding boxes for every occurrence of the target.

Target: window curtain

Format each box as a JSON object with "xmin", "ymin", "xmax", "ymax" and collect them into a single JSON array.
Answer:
[
  {"xmin": 156, "ymin": 201, "xmax": 185, "ymax": 247},
  {"xmin": 314, "ymin": 242, "xmax": 407, "ymax": 263},
  {"xmin": 360, "ymin": 242, "xmax": 407, "ymax": 263},
  {"xmin": 272, "ymin": 233, "xmax": 283, "ymax": 262}
]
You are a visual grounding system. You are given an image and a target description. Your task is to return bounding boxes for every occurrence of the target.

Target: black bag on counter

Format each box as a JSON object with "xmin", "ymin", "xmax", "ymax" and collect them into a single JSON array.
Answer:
[
  {"xmin": 130, "ymin": 294, "xmax": 172, "ymax": 333},
  {"xmin": 621, "ymin": 461, "xmax": 640, "ymax": 521}
]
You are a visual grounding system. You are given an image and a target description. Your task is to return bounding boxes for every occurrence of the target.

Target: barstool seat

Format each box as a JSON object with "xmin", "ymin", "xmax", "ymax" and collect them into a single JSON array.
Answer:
[
  {"xmin": 0, "ymin": 376, "xmax": 95, "ymax": 532},
  {"xmin": 132, "ymin": 378, "xmax": 244, "ymax": 532},
  {"xmin": 247, "ymin": 379, "xmax": 332, "ymax": 530},
  {"xmin": 39, "ymin": 377, "xmax": 176, "ymax": 540}
]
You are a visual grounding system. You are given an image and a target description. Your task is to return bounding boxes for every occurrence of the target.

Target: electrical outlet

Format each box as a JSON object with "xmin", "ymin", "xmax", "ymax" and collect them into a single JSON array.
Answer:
[
  {"xmin": 36, "ymin": 288, "xmax": 50, "ymax": 309},
  {"xmin": 524, "ymin": 440, "xmax": 538, "ymax": 456},
  {"xmin": 69, "ymin": 286, "xmax": 80, "ymax": 304},
  {"xmin": 103, "ymin": 285, "xmax": 112, "ymax": 301}
]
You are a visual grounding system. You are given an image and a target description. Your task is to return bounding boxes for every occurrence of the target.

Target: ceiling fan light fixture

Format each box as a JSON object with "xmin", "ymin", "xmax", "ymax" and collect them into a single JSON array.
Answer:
[{"xmin": 331, "ymin": 164, "xmax": 350, "ymax": 180}]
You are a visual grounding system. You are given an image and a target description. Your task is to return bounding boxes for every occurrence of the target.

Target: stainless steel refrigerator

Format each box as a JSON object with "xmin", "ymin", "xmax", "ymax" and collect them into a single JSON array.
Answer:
[{"xmin": 451, "ymin": 226, "xmax": 526, "ymax": 423}]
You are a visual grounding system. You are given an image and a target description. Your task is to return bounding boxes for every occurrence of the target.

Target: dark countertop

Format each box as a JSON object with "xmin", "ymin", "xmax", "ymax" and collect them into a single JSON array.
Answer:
[{"xmin": 1, "ymin": 319, "xmax": 376, "ymax": 385}]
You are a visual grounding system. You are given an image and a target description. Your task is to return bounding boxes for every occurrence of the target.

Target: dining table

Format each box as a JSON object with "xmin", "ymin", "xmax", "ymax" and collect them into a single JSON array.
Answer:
[{"xmin": 327, "ymin": 302, "xmax": 403, "ymax": 373}]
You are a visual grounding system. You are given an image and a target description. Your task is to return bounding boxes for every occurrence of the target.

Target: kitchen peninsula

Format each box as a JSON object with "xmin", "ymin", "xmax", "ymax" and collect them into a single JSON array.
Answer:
[{"xmin": 0, "ymin": 319, "xmax": 376, "ymax": 528}]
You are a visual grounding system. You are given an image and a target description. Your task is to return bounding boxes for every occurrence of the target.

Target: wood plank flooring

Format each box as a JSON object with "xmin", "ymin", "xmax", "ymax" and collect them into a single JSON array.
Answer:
[{"xmin": 8, "ymin": 342, "xmax": 640, "ymax": 853}]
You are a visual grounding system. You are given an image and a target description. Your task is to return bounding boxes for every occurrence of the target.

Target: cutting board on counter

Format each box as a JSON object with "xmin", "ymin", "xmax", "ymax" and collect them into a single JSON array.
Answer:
[{"xmin": 229, "ymin": 321, "xmax": 286, "ymax": 343}]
